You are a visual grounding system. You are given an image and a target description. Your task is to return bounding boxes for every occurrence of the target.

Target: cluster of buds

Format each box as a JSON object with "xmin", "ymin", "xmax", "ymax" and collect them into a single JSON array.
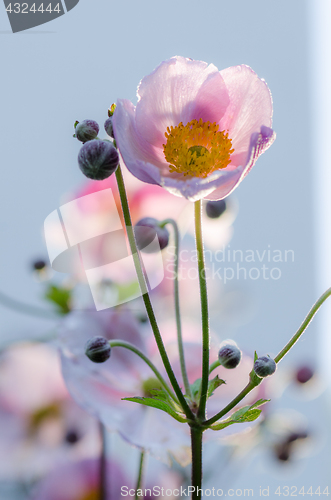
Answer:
[{"xmin": 74, "ymin": 104, "xmax": 119, "ymax": 181}]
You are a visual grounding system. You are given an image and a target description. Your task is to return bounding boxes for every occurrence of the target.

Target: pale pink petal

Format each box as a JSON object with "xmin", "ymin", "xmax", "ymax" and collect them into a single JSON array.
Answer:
[
  {"xmin": 113, "ymin": 99, "xmax": 168, "ymax": 184},
  {"xmin": 162, "ymin": 165, "xmax": 244, "ymax": 202},
  {"xmin": 205, "ymin": 126, "xmax": 275, "ymax": 200},
  {"xmin": 189, "ymin": 71, "xmax": 230, "ymax": 124},
  {"xmin": 135, "ymin": 56, "xmax": 223, "ymax": 148},
  {"xmin": 219, "ymin": 65, "xmax": 273, "ymax": 156}
]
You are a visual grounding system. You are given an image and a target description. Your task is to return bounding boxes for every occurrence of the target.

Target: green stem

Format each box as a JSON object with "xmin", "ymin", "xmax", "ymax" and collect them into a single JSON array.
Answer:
[
  {"xmin": 274, "ymin": 286, "xmax": 331, "ymax": 363},
  {"xmin": 109, "ymin": 340, "xmax": 178, "ymax": 403},
  {"xmin": 0, "ymin": 290, "xmax": 57, "ymax": 319},
  {"xmin": 190, "ymin": 426, "xmax": 203, "ymax": 500},
  {"xmin": 160, "ymin": 218, "xmax": 192, "ymax": 399},
  {"xmin": 204, "ymin": 286, "xmax": 331, "ymax": 427},
  {"xmin": 194, "ymin": 200, "xmax": 210, "ymax": 420},
  {"xmin": 203, "ymin": 381, "xmax": 256, "ymax": 427},
  {"xmin": 135, "ymin": 450, "xmax": 146, "ymax": 499},
  {"xmin": 115, "ymin": 166, "xmax": 194, "ymax": 421},
  {"xmin": 99, "ymin": 422, "xmax": 107, "ymax": 500},
  {"xmin": 209, "ymin": 360, "xmax": 221, "ymax": 374}
]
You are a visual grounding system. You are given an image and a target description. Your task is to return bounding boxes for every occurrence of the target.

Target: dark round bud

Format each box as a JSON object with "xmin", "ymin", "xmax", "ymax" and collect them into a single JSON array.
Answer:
[
  {"xmin": 206, "ymin": 200, "xmax": 227, "ymax": 219},
  {"xmin": 104, "ymin": 117, "xmax": 114, "ymax": 138},
  {"xmin": 134, "ymin": 217, "xmax": 169, "ymax": 253},
  {"xmin": 276, "ymin": 444, "xmax": 290, "ymax": 462},
  {"xmin": 32, "ymin": 259, "xmax": 47, "ymax": 271},
  {"xmin": 78, "ymin": 140, "xmax": 119, "ymax": 180},
  {"xmin": 75, "ymin": 120, "xmax": 99, "ymax": 142},
  {"xmin": 295, "ymin": 366, "xmax": 314, "ymax": 384},
  {"xmin": 218, "ymin": 342, "xmax": 241, "ymax": 369},
  {"xmin": 65, "ymin": 430, "xmax": 80, "ymax": 444},
  {"xmin": 85, "ymin": 336, "xmax": 111, "ymax": 363},
  {"xmin": 254, "ymin": 355, "xmax": 277, "ymax": 378}
]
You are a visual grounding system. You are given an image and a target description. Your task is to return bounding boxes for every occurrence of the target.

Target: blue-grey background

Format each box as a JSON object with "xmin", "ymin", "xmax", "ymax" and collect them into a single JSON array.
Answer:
[{"xmin": 1, "ymin": 0, "xmax": 330, "ymax": 493}]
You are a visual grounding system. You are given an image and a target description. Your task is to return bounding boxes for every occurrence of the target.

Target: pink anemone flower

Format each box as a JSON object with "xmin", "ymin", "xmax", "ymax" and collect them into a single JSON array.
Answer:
[{"xmin": 113, "ymin": 56, "xmax": 275, "ymax": 202}]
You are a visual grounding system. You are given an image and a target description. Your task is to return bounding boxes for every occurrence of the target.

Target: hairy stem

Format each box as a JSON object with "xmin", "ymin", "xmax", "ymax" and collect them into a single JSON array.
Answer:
[
  {"xmin": 109, "ymin": 340, "xmax": 178, "ymax": 403},
  {"xmin": 194, "ymin": 200, "xmax": 210, "ymax": 420},
  {"xmin": 190, "ymin": 427, "xmax": 203, "ymax": 500},
  {"xmin": 274, "ymin": 286, "xmax": 331, "ymax": 363},
  {"xmin": 115, "ymin": 166, "xmax": 194, "ymax": 421}
]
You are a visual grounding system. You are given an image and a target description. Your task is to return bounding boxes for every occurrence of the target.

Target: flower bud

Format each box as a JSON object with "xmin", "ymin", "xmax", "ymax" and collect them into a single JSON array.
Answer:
[
  {"xmin": 218, "ymin": 342, "xmax": 241, "ymax": 369},
  {"xmin": 254, "ymin": 355, "xmax": 276, "ymax": 377},
  {"xmin": 104, "ymin": 117, "xmax": 114, "ymax": 138},
  {"xmin": 75, "ymin": 120, "xmax": 99, "ymax": 143},
  {"xmin": 78, "ymin": 140, "xmax": 119, "ymax": 180},
  {"xmin": 295, "ymin": 366, "xmax": 314, "ymax": 384},
  {"xmin": 85, "ymin": 336, "xmax": 111, "ymax": 363},
  {"xmin": 32, "ymin": 259, "xmax": 47, "ymax": 271},
  {"xmin": 206, "ymin": 199, "xmax": 227, "ymax": 219},
  {"xmin": 65, "ymin": 429, "xmax": 80, "ymax": 444},
  {"xmin": 134, "ymin": 217, "xmax": 169, "ymax": 253}
]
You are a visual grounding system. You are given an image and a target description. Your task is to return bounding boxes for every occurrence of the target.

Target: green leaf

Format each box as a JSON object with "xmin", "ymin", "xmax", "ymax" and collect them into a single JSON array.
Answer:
[
  {"xmin": 190, "ymin": 378, "xmax": 202, "ymax": 399},
  {"xmin": 207, "ymin": 375, "xmax": 226, "ymax": 398},
  {"xmin": 249, "ymin": 398, "xmax": 270, "ymax": 409},
  {"xmin": 122, "ymin": 396, "xmax": 187, "ymax": 423},
  {"xmin": 44, "ymin": 285, "xmax": 71, "ymax": 314},
  {"xmin": 148, "ymin": 389, "xmax": 183, "ymax": 412},
  {"xmin": 210, "ymin": 398, "xmax": 269, "ymax": 431}
]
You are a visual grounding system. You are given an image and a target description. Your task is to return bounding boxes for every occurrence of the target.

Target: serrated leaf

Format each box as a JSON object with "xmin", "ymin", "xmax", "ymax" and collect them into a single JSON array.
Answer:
[
  {"xmin": 122, "ymin": 396, "xmax": 187, "ymax": 423},
  {"xmin": 149, "ymin": 389, "xmax": 182, "ymax": 412},
  {"xmin": 207, "ymin": 375, "xmax": 226, "ymax": 398},
  {"xmin": 210, "ymin": 398, "xmax": 268, "ymax": 431},
  {"xmin": 44, "ymin": 285, "xmax": 71, "ymax": 314}
]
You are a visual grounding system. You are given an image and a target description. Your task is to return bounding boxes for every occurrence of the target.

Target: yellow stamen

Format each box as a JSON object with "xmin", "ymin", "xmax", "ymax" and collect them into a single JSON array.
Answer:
[{"xmin": 163, "ymin": 118, "xmax": 234, "ymax": 178}]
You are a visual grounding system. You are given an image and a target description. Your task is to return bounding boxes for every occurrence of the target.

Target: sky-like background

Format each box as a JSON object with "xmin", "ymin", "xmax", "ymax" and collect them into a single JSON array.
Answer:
[{"xmin": 1, "ymin": 0, "xmax": 330, "ymax": 492}]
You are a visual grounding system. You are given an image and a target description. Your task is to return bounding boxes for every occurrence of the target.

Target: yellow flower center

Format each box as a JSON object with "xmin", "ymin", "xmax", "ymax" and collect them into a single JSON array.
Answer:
[{"xmin": 163, "ymin": 118, "xmax": 234, "ymax": 178}]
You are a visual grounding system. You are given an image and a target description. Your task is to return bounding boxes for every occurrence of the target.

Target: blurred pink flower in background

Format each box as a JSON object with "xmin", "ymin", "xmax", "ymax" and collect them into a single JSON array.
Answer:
[
  {"xmin": 31, "ymin": 455, "xmax": 183, "ymax": 500},
  {"xmin": 113, "ymin": 56, "xmax": 275, "ymax": 201},
  {"xmin": 58, "ymin": 308, "xmax": 263, "ymax": 466},
  {"xmin": 0, "ymin": 343, "xmax": 98, "ymax": 481},
  {"xmin": 47, "ymin": 170, "xmax": 237, "ymax": 312},
  {"xmin": 31, "ymin": 458, "xmax": 125, "ymax": 500}
]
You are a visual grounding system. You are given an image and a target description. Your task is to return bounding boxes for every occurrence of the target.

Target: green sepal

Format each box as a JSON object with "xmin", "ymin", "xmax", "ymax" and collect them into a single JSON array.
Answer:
[
  {"xmin": 44, "ymin": 284, "xmax": 71, "ymax": 315},
  {"xmin": 74, "ymin": 120, "xmax": 79, "ymax": 129},
  {"xmin": 122, "ymin": 396, "xmax": 188, "ymax": 424},
  {"xmin": 207, "ymin": 375, "xmax": 226, "ymax": 398},
  {"xmin": 210, "ymin": 398, "xmax": 270, "ymax": 431},
  {"xmin": 249, "ymin": 351, "xmax": 263, "ymax": 386}
]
